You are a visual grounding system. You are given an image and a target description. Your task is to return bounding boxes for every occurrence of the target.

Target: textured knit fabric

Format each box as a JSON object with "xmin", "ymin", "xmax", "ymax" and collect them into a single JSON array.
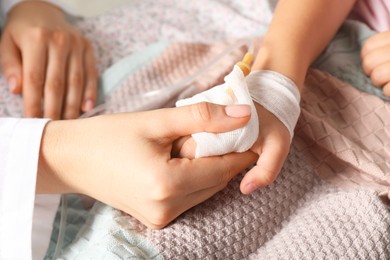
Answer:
[
  {"xmin": 49, "ymin": 20, "xmax": 390, "ymax": 260},
  {"xmin": 0, "ymin": 1, "xmax": 389, "ymax": 259}
]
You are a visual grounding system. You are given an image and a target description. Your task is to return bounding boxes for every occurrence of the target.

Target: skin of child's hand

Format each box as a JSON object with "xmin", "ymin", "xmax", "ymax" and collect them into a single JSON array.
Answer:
[
  {"xmin": 0, "ymin": 1, "xmax": 97, "ymax": 119},
  {"xmin": 37, "ymin": 103, "xmax": 258, "ymax": 229},
  {"xmin": 240, "ymin": 103, "xmax": 290, "ymax": 194},
  {"xmin": 175, "ymin": 103, "xmax": 290, "ymax": 195},
  {"xmin": 361, "ymin": 31, "xmax": 390, "ymax": 97}
]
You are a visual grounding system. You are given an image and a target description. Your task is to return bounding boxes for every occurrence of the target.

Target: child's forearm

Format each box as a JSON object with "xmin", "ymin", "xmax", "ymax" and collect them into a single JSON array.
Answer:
[{"xmin": 252, "ymin": 0, "xmax": 356, "ymax": 89}]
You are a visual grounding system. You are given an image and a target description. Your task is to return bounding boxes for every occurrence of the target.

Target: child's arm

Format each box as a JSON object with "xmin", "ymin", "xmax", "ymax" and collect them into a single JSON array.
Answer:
[
  {"xmin": 240, "ymin": 0, "xmax": 357, "ymax": 194},
  {"xmin": 253, "ymin": 0, "xmax": 357, "ymax": 87},
  {"xmin": 361, "ymin": 31, "xmax": 390, "ymax": 97}
]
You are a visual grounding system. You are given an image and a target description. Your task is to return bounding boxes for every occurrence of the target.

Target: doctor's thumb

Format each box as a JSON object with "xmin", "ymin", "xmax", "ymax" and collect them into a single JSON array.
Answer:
[{"xmin": 179, "ymin": 102, "xmax": 252, "ymax": 136}]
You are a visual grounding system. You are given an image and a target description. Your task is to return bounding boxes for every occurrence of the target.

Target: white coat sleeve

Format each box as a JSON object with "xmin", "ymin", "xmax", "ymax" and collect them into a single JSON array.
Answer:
[{"xmin": 0, "ymin": 118, "xmax": 60, "ymax": 260}]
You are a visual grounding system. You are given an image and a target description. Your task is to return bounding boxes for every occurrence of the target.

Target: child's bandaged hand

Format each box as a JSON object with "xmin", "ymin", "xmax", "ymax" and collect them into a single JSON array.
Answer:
[
  {"xmin": 175, "ymin": 65, "xmax": 259, "ymax": 158},
  {"xmin": 239, "ymin": 70, "xmax": 301, "ymax": 194},
  {"xmin": 176, "ymin": 66, "xmax": 301, "ymax": 195},
  {"xmin": 362, "ymin": 30, "xmax": 390, "ymax": 97}
]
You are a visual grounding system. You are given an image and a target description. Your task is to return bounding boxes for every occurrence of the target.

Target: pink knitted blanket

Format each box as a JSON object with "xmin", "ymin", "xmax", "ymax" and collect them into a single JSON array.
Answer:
[
  {"xmin": 54, "ymin": 40, "xmax": 390, "ymax": 259},
  {"xmin": 0, "ymin": 1, "xmax": 388, "ymax": 258}
]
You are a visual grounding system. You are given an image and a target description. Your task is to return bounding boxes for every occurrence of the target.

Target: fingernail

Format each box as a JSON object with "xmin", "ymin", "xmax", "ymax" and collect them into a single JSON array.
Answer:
[
  {"xmin": 225, "ymin": 104, "xmax": 251, "ymax": 118},
  {"xmin": 83, "ymin": 99, "xmax": 94, "ymax": 112},
  {"xmin": 244, "ymin": 183, "xmax": 258, "ymax": 194},
  {"xmin": 8, "ymin": 76, "xmax": 17, "ymax": 92}
]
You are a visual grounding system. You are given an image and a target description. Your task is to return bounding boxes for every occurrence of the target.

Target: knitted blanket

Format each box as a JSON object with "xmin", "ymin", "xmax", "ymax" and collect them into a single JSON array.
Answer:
[
  {"xmin": 51, "ymin": 21, "xmax": 390, "ymax": 260},
  {"xmin": 0, "ymin": 1, "xmax": 389, "ymax": 259},
  {"xmin": 51, "ymin": 67, "xmax": 390, "ymax": 259}
]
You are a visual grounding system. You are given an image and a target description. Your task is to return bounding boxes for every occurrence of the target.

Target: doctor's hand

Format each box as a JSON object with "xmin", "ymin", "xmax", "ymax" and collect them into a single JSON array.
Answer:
[
  {"xmin": 362, "ymin": 30, "xmax": 390, "ymax": 97},
  {"xmin": 37, "ymin": 103, "xmax": 258, "ymax": 229},
  {"xmin": 0, "ymin": 1, "xmax": 97, "ymax": 119}
]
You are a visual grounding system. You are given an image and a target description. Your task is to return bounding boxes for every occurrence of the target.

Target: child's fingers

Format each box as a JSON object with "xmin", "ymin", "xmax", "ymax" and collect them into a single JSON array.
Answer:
[
  {"xmin": 240, "ymin": 135, "xmax": 290, "ymax": 194},
  {"xmin": 369, "ymin": 61, "xmax": 390, "ymax": 88},
  {"xmin": 383, "ymin": 82, "xmax": 390, "ymax": 97},
  {"xmin": 362, "ymin": 44, "xmax": 390, "ymax": 75},
  {"xmin": 169, "ymin": 151, "xmax": 257, "ymax": 193},
  {"xmin": 361, "ymin": 31, "xmax": 390, "ymax": 58},
  {"xmin": 360, "ymin": 33, "xmax": 390, "ymax": 92}
]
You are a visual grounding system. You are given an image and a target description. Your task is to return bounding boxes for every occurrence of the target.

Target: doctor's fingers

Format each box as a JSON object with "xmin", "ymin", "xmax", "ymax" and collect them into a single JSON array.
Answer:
[
  {"xmin": 80, "ymin": 40, "xmax": 97, "ymax": 114},
  {"xmin": 135, "ymin": 181, "xmax": 230, "ymax": 230},
  {"xmin": 63, "ymin": 37, "xmax": 97, "ymax": 119},
  {"xmin": 43, "ymin": 31, "xmax": 70, "ymax": 119},
  {"xmin": 143, "ymin": 102, "xmax": 252, "ymax": 140},
  {"xmin": 167, "ymin": 151, "xmax": 257, "ymax": 194},
  {"xmin": 21, "ymin": 31, "xmax": 49, "ymax": 118},
  {"xmin": 135, "ymin": 152, "xmax": 257, "ymax": 229},
  {"xmin": 0, "ymin": 31, "xmax": 23, "ymax": 94}
]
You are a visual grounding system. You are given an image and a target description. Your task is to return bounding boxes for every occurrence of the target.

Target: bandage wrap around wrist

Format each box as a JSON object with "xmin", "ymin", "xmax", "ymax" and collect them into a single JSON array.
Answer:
[
  {"xmin": 176, "ymin": 65, "xmax": 259, "ymax": 158},
  {"xmin": 246, "ymin": 70, "xmax": 301, "ymax": 141}
]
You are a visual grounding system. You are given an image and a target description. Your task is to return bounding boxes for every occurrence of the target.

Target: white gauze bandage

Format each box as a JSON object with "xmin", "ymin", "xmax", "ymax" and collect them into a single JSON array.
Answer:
[
  {"xmin": 246, "ymin": 70, "xmax": 301, "ymax": 141},
  {"xmin": 176, "ymin": 65, "xmax": 259, "ymax": 158}
]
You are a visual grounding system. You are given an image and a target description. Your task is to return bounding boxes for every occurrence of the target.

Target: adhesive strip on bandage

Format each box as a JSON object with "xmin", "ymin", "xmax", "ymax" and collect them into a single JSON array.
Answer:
[
  {"xmin": 176, "ymin": 65, "xmax": 259, "ymax": 158},
  {"xmin": 246, "ymin": 70, "xmax": 301, "ymax": 141}
]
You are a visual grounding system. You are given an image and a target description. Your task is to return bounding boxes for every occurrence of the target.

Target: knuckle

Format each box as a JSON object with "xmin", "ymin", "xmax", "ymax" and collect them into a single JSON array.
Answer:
[
  {"xmin": 191, "ymin": 102, "xmax": 212, "ymax": 123},
  {"xmin": 147, "ymin": 209, "xmax": 173, "ymax": 230},
  {"xmin": 69, "ymin": 34, "xmax": 85, "ymax": 52},
  {"xmin": 47, "ymin": 77, "xmax": 64, "ymax": 94},
  {"xmin": 151, "ymin": 182, "xmax": 174, "ymax": 202},
  {"xmin": 363, "ymin": 36, "xmax": 378, "ymax": 53},
  {"xmin": 24, "ymin": 106, "xmax": 41, "ymax": 118},
  {"xmin": 44, "ymin": 110, "xmax": 60, "ymax": 120},
  {"xmin": 361, "ymin": 55, "xmax": 374, "ymax": 74},
  {"xmin": 51, "ymin": 31, "xmax": 69, "ymax": 47},
  {"xmin": 69, "ymin": 73, "xmax": 83, "ymax": 87},
  {"xmin": 383, "ymin": 84, "xmax": 390, "ymax": 96},
  {"xmin": 260, "ymin": 168, "xmax": 278, "ymax": 186},
  {"xmin": 64, "ymin": 106, "xmax": 80, "ymax": 119},
  {"xmin": 28, "ymin": 71, "xmax": 45, "ymax": 87},
  {"xmin": 370, "ymin": 68, "xmax": 384, "ymax": 86},
  {"xmin": 0, "ymin": 51, "xmax": 19, "ymax": 70},
  {"xmin": 148, "ymin": 171, "xmax": 175, "ymax": 202},
  {"xmin": 28, "ymin": 27, "xmax": 47, "ymax": 41},
  {"xmin": 83, "ymin": 38, "xmax": 93, "ymax": 50}
]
